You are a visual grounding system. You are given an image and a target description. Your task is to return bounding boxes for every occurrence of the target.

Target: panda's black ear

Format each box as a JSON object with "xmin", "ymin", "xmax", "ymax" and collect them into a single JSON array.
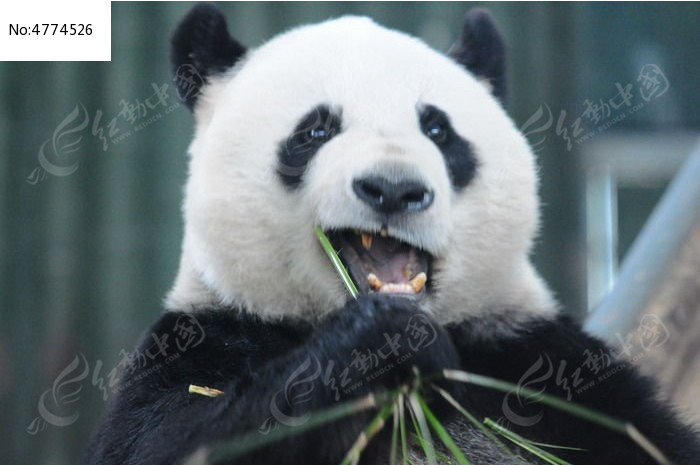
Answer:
[
  {"xmin": 448, "ymin": 9, "xmax": 507, "ymax": 102},
  {"xmin": 171, "ymin": 3, "xmax": 246, "ymax": 110}
]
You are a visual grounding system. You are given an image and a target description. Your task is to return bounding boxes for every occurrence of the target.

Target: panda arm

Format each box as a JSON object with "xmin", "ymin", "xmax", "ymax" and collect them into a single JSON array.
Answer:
[
  {"xmin": 446, "ymin": 314, "xmax": 700, "ymax": 465},
  {"xmin": 84, "ymin": 296, "xmax": 460, "ymax": 465}
]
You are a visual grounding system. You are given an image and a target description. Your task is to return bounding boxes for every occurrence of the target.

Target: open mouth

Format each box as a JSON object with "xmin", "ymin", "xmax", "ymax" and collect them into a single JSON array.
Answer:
[{"xmin": 325, "ymin": 228, "xmax": 432, "ymax": 296}]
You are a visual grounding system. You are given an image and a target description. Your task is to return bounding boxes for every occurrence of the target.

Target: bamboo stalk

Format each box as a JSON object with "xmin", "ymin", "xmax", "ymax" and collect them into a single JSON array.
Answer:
[
  {"xmin": 340, "ymin": 395, "xmax": 397, "ymax": 465},
  {"xmin": 188, "ymin": 384, "xmax": 224, "ymax": 397}
]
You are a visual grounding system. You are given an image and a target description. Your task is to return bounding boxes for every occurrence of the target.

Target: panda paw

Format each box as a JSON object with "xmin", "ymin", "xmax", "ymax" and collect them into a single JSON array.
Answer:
[{"xmin": 318, "ymin": 295, "xmax": 461, "ymax": 395}]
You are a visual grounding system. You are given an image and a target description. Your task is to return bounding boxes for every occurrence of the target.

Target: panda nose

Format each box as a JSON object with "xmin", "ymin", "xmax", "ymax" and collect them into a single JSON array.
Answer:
[{"xmin": 352, "ymin": 176, "xmax": 434, "ymax": 214}]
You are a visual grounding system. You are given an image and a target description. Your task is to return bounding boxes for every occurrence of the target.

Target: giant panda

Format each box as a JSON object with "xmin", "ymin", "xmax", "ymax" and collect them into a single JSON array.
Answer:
[{"xmin": 85, "ymin": 4, "xmax": 699, "ymax": 465}]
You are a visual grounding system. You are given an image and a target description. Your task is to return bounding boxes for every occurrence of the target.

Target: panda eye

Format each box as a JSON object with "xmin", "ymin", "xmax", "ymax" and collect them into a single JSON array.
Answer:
[
  {"xmin": 308, "ymin": 126, "xmax": 330, "ymax": 141},
  {"xmin": 278, "ymin": 104, "xmax": 342, "ymax": 188},
  {"xmin": 425, "ymin": 121, "xmax": 447, "ymax": 144},
  {"xmin": 418, "ymin": 104, "xmax": 477, "ymax": 190},
  {"xmin": 420, "ymin": 106, "xmax": 450, "ymax": 145}
]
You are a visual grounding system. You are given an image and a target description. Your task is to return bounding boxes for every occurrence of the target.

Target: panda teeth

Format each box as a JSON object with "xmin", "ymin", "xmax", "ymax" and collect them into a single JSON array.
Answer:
[
  {"xmin": 378, "ymin": 283, "xmax": 414, "ymax": 294},
  {"xmin": 379, "ymin": 227, "xmax": 388, "ymax": 238},
  {"xmin": 367, "ymin": 272, "xmax": 427, "ymax": 294},
  {"xmin": 361, "ymin": 233, "xmax": 373, "ymax": 250},
  {"xmin": 367, "ymin": 273, "xmax": 382, "ymax": 291},
  {"xmin": 409, "ymin": 272, "xmax": 427, "ymax": 293}
]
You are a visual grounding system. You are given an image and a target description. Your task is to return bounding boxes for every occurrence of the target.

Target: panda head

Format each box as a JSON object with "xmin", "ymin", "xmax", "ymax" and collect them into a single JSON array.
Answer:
[{"xmin": 166, "ymin": 4, "xmax": 556, "ymax": 323}]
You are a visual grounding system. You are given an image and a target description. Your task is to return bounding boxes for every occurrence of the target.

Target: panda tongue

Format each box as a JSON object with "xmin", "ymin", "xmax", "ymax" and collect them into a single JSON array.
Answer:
[{"xmin": 367, "ymin": 239, "xmax": 414, "ymax": 282}]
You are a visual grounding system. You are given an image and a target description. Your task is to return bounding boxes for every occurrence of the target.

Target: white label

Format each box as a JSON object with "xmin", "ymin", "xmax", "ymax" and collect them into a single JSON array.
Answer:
[{"xmin": 1, "ymin": 0, "xmax": 110, "ymax": 61}]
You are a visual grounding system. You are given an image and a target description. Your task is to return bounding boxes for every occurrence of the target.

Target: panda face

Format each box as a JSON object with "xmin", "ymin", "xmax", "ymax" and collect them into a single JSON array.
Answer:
[{"xmin": 167, "ymin": 11, "xmax": 556, "ymax": 322}]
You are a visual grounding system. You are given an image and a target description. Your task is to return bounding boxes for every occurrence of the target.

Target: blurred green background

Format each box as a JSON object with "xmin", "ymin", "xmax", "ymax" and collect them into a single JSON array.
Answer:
[{"xmin": 0, "ymin": 2, "xmax": 698, "ymax": 464}]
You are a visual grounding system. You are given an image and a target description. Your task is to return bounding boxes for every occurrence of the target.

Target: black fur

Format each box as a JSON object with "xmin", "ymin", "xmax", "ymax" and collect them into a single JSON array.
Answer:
[
  {"xmin": 445, "ymin": 313, "xmax": 700, "ymax": 464},
  {"xmin": 449, "ymin": 9, "xmax": 507, "ymax": 102},
  {"xmin": 419, "ymin": 105, "xmax": 478, "ymax": 190},
  {"xmin": 171, "ymin": 3, "xmax": 246, "ymax": 110},
  {"xmin": 84, "ymin": 296, "xmax": 461, "ymax": 465},
  {"xmin": 85, "ymin": 296, "xmax": 699, "ymax": 465},
  {"xmin": 277, "ymin": 105, "xmax": 343, "ymax": 188}
]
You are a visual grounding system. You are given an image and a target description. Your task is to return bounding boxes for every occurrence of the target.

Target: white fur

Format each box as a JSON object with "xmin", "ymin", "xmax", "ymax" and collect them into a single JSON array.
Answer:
[{"xmin": 166, "ymin": 16, "xmax": 557, "ymax": 322}]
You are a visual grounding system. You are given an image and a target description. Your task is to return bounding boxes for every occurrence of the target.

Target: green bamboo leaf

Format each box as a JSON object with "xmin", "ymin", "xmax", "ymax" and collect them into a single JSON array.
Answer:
[
  {"xmin": 484, "ymin": 418, "xmax": 574, "ymax": 465},
  {"xmin": 398, "ymin": 392, "xmax": 410, "ymax": 464},
  {"xmin": 207, "ymin": 393, "xmax": 376, "ymax": 463},
  {"xmin": 430, "ymin": 384, "xmax": 514, "ymax": 458},
  {"xmin": 442, "ymin": 369, "xmax": 672, "ymax": 465},
  {"xmin": 390, "ymin": 402, "xmax": 400, "ymax": 465},
  {"xmin": 407, "ymin": 391, "xmax": 437, "ymax": 465},
  {"xmin": 414, "ymin": 392, "xmax": 470, "ymax": 465},
  {"xmin": 626, "ymin": 424, "xmax": 674, "ymax": 465},
  {"xmin": 314, "ymin": 226, "xmax": 359, "ymax": 299},
  {"xmin": 443, "ymin": 370, "xmax": 624, "ymax": 432},
  {"xmin": 524, "ymin": 440, "xmax": 586, "ymax": 451}
]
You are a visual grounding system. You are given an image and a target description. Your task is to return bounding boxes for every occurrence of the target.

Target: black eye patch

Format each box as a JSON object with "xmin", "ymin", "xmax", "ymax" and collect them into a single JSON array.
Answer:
[
  {"xmin": 277, "ymin": 105, "xmax": 342, "ymax": 188},
  {"xmin": 419, "ymin": 105, "xmax": 477, "ymax": 189}
]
